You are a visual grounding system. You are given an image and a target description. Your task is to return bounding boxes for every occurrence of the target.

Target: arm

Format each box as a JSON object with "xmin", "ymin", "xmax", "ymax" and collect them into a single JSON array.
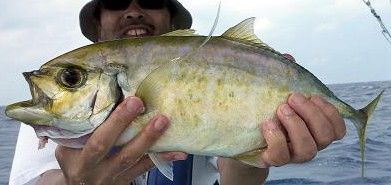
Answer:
[
  {"xmin": 218, "ymin": 93, "xmax": 346, "ymax": 185},
  {"xmin": 218, "ymin": 158, "xmax": 269, "ymax": 185},
  {"xmin": 36, "ymin": 96, "xmax": 186, "ymax": 185}
]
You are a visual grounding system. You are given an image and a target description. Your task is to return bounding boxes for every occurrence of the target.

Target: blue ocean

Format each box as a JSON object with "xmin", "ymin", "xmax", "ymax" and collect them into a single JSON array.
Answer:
[{"xmin": 0, "ymin": 80, "xmax": 390, "ymax": 185}]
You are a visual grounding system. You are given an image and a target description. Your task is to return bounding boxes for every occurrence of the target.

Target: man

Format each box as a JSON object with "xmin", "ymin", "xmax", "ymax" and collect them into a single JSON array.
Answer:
[{"xmin": 9, "ymin": 0, "xmax": 346, "ymax": 184}]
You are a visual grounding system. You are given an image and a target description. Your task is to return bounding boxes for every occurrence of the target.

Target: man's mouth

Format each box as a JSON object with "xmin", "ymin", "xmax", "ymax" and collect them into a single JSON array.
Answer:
[
  {"xmin": 122, "ymin": 25, "xmax": 154, "ymax": 38},
  {"xmin": 126, "ymin": 28, "xmax": 148, "ymax": 37}
]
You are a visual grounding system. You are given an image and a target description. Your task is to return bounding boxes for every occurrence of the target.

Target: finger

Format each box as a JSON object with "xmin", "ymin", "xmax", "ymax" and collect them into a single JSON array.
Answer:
[
  {"xmin": 80, "ymin": 96, "xmax": 144, "ymax": 169},
  {"xmin": 55, "ymin": 145, "xmax": 81, "ymax": 165},
  {"xmin": 311, "ymin": 96, "xmax": 346, "ymax": 140},
  {"xmin": 260, "ymin": 120, "xmax": 290, "ymax": 167},
  {"xmin": 109, "ymin": 115, "xmax": 170, "ymax": 174},
  {"xmin": 288, "ymin": 93, "xmax": 335, "ymax": 150},
  {"xmin": 114, "ymin": 155, "xmax": 153, "ymax": 185},
  {"xmin": 55, "ymin": 146, "xmax": 84, "ymax": 184},
  {"xmin": 277, "ymin": 103, "xmax": 317, "ymax": 163},
  {"xmin": 159, "ymin": 152, "xmax": 188, "ymax": 161},
  {"xmin": 282, "ymin": 53, "xmax": 296, "ymax": 62}
]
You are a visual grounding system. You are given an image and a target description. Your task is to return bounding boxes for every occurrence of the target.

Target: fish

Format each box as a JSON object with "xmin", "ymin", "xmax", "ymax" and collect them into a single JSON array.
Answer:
[{"xmin": 5, "ymin": 18, "xmax": 383, "ymax": 179}]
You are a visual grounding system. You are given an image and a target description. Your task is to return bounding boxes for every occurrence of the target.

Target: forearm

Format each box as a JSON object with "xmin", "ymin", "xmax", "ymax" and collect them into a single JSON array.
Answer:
[
  {"xmin": 218, "ymin": 158, "xmax": 269, "ymax": 185},
  {"xmin": 36, "ymin": 169, "xmax": 67, "ymax": 185}
]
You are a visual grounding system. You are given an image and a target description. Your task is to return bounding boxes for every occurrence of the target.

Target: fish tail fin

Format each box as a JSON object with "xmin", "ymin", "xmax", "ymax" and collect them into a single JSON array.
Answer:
[{"xmin": 352, "ymin": 90, "xmax": 384, "ymax": 177}]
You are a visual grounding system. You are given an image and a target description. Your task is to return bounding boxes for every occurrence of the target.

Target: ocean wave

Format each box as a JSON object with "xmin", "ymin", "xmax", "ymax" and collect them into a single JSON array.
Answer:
[
  {"xmin": 316, "ymin": 155, "xmax": 375, "ymax": 168},
  {"xmin": 266, "ymin": 178, "xmax": 322, "ymax": 185},
  {"xmin": 366, "ymin": 138, "xmax": 387, "ymax": 146},
  {"xmin": 326, "ymin": 176, "xmax": 391, "ymax": 185},
  {"xmin": 361, "ymin": 85, "xmax": 376, "ymax": 90}
]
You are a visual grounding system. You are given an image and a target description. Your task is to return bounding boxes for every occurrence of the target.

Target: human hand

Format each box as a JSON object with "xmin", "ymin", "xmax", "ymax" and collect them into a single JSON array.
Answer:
[
  {"xmin": 54, "ymin": 96, "xmax": 187, "ymax": 185},
  {"xmin": 217, "ymin": 94, "xmax": 345, "ymax": 184},
  {"xmin": 260, "ymin": 93, "xmax": 346, "ymax": 167},
  {"xmin": 259, "ymin": 53, "xmax": 346, "ymax": 166}
]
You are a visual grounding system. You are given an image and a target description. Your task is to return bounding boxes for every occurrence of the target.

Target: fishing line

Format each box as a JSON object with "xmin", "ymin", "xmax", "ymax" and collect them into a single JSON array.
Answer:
[
  {"xmin": 362, "ymin": 0, "xmax": 391, "ymax": 46},
  {"xmin": 198, "ymin": 1, "xmax": 222, "ymax": 49}
]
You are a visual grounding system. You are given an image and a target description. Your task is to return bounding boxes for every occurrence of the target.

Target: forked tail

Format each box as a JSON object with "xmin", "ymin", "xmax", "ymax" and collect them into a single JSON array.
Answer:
[{"xmin": 351, "ymin": 90, "xmax": 384, "ymax": 177}]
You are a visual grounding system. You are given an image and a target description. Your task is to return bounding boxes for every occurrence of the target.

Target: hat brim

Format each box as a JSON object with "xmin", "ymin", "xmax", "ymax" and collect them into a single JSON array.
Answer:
[{"xmin": 79, "ymin": 0, "xmax": 192, "ymax": 42}]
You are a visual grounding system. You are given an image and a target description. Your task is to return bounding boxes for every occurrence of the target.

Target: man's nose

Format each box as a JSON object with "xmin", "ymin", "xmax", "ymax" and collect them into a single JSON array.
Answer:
[{"xmin": 123, "ymin": 1, "xmax": 145, "ymax": 20}]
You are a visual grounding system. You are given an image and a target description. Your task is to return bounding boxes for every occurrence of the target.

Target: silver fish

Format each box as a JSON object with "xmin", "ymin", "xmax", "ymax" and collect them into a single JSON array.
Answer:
[{"xmin": 6, "ymin": 18, "xmax": 383, "ymax": 179}]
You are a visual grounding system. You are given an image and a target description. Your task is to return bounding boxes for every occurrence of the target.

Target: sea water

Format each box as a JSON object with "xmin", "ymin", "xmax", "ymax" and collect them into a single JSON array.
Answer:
[{"xmin": 267, "ymin": 81, "xmax": 391, "ymax": 185}]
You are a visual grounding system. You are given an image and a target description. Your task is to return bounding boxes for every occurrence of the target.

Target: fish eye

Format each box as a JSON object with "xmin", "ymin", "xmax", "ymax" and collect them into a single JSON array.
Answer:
[{"xmin": 57, "ymin": 66, "xmax": 87, "ymax": 89}]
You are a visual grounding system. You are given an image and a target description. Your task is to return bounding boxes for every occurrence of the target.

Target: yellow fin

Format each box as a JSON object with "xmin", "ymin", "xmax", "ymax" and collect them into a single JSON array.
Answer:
[
  {"xmin": 233, "ymin": 149, "xmax": 267, "ymax": 168},
  {"xmin": 136, "ymin": 3, "xmax": 223, "ymax": 101},
  {"xmin": 221, "ymin": 17, "xmax": 270, "ymax": 49},
  {"xmin": 135, "ymin": 58, "xmax": 188, "ymax": 108},
  {"xmin": 161, "ymin": 29, "xmax": 198, "ymax": 36}
]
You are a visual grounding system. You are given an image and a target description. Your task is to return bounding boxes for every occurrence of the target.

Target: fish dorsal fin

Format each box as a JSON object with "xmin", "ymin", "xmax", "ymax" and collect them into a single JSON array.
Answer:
[
  {"xmin": 221, "ymin": 17, "xmax": 269, "ymax": 48},
  {"xmin": 161, "ymin": 29, "xmax": 198, "ymax": 37}
]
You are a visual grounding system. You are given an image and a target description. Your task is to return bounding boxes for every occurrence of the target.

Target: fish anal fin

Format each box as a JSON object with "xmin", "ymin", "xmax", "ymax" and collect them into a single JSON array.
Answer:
[
  {"xmin": 148, "ymin": 153, "xmax": 174, "ymax": 181},
  {"xmin": 232, "ymin": 149, "xmax": 267, "ymax": 168}
]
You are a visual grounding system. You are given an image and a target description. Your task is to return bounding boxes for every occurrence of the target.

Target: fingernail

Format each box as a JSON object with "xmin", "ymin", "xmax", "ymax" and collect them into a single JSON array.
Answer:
[
  {"xmin": 153, "ymin": 116, "xmax": 169, "ymax": 132},
  {"xmin": 291, "ymin": 93, "xmax": 307, "ymax": 104},
  {"xmin": 126, "ymin": 97, "xmax": 144, "ymax": 114},
  {"xmin": 281, "ymin": 104, "xmax": 293, "ymax": 116}
]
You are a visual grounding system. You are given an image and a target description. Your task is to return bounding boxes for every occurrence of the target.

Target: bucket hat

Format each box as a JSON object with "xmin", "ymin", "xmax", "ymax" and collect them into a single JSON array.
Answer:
[{"xmin": 79, "ymin": 0, "xmax": 192, "ymax": 42}]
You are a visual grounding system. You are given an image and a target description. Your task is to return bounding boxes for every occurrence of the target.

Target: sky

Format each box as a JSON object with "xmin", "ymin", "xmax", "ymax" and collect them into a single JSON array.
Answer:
[{"xmin": 0, "ymin": 0, "xmax": 390, "ymax": 105}]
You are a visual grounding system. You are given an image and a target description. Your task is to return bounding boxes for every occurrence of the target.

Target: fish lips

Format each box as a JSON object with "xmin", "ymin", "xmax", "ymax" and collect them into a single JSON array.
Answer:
[{"xmin": 5, "ymin": 71, "xmax": 52, "ymax": 125}]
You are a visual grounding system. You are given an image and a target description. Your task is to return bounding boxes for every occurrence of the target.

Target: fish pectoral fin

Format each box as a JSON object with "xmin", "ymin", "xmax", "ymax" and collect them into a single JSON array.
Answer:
[
  {"xmin": 135, "ymin": 56, "xmax": 188, "ymax": 106},
  {"xmin": 148, "ymin": 153, "xmax": 174, "ymax": 181},
  {"xmin": 232, "ymin": 149, "xmax": 267, "ymax": 168},
  {"xmin": 137, "ymin": 3, "xmax": 223, "ymax": 98}
]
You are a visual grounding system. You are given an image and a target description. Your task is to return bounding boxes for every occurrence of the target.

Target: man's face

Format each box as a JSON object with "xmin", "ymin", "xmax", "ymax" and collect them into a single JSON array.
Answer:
[{"xmin": 98, "ymin": 1, "xmax": 171, "ymax": 41}]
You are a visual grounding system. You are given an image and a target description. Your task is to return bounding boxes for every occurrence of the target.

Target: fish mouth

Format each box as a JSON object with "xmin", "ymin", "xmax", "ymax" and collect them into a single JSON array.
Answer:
[
  {"xmin": 22, "ymin": 71, "xmax": 52, "ymax": 107},
  {"xmin": 5, "ymin": 71, "xmax": 53, "ymax": 125}
]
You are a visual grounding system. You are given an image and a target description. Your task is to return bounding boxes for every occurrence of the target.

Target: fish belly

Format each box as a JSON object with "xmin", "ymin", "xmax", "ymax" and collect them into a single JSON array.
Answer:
[{"xmin": 120, "ymin": 61, "xmax": 292, "ymax": 157}]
